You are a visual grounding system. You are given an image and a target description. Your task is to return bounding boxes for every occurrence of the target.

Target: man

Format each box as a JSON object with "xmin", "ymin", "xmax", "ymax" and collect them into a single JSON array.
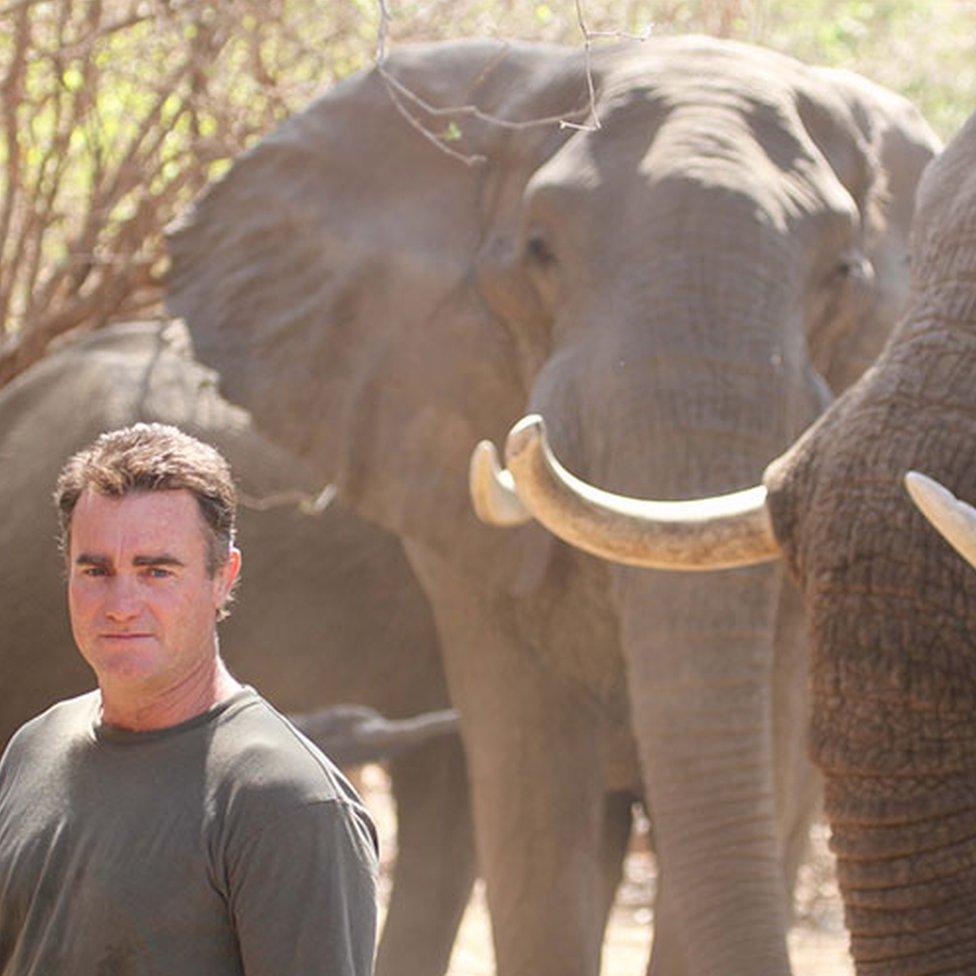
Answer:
[{"xmin": 0, "ymin": 423, "xmax": 378, "ymax": 975}]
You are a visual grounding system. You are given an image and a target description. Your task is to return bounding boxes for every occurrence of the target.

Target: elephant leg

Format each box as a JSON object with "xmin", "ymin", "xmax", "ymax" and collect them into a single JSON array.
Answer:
[
  {"xmin": 405, "ymin": 542, "xmax": 608, "ymax": 976},
  {"xmin": 647, "ymin": 877, "xmax": 688, "ymax": 976},
  {"xmin": 376, "ymin": 736, "xmax": 475, "ymax": 976},
  {"xmin": 599, "ymin": 791, "xmax": 635, "ymax": 927}
]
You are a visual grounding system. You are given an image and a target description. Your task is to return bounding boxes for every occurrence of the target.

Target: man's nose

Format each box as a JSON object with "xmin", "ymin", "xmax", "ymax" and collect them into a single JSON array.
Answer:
[{"xmin": 104, "ymin": 576, "xmax": 141, "ymax": 621}]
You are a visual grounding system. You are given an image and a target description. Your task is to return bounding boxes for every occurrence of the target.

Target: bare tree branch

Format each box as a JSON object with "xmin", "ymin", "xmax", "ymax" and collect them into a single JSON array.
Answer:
[
  {"xmin": 372, "ymin": 0, "xmax": 653, "ymax": 161},
  {"xmin": 0, "ymin": 3, "xmax": 31, "ymax": 328},
  {"xmin": 0, "ymin": 0, "xmax": 48, "ymax": 17}
]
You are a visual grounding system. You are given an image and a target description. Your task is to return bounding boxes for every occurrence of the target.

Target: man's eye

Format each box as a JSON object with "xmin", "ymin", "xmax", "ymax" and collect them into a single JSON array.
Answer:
[
  {"xmin": 82, "ymin": 567, "xmax": 108, "ymax": 577},
  {"xmin": 145, "ymin": 568, "xmax": 172, "ymax": 579}
]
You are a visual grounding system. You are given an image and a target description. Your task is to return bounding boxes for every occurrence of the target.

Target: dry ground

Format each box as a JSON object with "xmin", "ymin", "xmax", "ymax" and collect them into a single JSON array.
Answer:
[{"xmin": 359, "ymin": 766, "xmax": 853, "ymax": 976}]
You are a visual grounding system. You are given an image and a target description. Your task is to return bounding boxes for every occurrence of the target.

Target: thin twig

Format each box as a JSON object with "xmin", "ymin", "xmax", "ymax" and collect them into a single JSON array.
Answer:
[
  {"xmin": 587, "ymin": 27, "xmax": 654, "ymax": 40},
  {"xmin": 372, "ymin": 0, "xmax": 651, "ymax": 161},
  {"xmin": 22, "ymin": 0, "xmax": 88, "ymax": 321},
  {"xmin": 571, "ymin": 0, "xmax": 600, "ymax": 131},
  {"xmin": 379, "ymin": 64, "xmax": 588, "ymax": 132},
  {"xmin": 560, "ymin": 3, "xmax": 653, "ymax": 130}
]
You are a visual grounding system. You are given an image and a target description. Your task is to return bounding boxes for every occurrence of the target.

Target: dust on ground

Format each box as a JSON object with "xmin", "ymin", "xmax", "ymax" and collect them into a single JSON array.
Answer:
[{"xmin": 359, "ymin": 765, "xmax": 852, "ymax": 976}]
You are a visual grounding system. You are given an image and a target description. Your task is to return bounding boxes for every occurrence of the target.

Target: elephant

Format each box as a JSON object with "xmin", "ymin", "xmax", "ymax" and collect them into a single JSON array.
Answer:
[
  {"xmin": 166, "ymin": 36, "xmax": 940, "ymax": 976},
  {"xmin": 0, "ymin": 319, "xmax": 474, "ymax": 976},
  {"xmin": 490, "ymin": 114, "xmax": 976, "ymax": 974}
]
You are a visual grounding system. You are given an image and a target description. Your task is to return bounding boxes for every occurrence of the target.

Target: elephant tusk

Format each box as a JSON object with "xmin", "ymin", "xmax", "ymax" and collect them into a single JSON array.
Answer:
[
  {"xmin": 504, "ymin": 414, "xmax": 781, "ymax": 570},
  {"xmin": 469, "ymin": 439, "xmax": 532, "ymax": 526},
  {"xmin": 904, "ymin": 471, "xmax": 976, "ymax": 570}
]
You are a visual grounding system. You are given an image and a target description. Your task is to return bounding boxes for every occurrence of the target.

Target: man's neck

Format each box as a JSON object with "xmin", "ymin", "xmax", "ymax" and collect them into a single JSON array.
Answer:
[{"xmin": 98, "ymin": 658, "xmax": 243, "ymax": 732}]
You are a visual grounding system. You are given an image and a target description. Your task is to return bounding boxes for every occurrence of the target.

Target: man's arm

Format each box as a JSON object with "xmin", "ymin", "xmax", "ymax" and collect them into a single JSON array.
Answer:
[{"xmin": 228, "ymin": 799, "xmax": 378, "ymax": 975}]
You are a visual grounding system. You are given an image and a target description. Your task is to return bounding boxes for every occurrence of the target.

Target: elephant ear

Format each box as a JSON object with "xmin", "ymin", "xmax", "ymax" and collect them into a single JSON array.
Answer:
[
  {"xmin": 798, "ymin": 68, "xmax": 942, "ymax": 393},
  {"xmin": 167, "ymin": 41, "xmax": 580, "ymax": 567}
]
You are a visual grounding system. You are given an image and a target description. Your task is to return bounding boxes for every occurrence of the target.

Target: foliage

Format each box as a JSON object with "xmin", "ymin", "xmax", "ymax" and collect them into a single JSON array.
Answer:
[
  {"xmin": 0, "ymin": 0, "xmax": 972, "ymax": 381},
  {"xmin": 0, "ymin": 0, "xmax": 358, "ymax": 381}
]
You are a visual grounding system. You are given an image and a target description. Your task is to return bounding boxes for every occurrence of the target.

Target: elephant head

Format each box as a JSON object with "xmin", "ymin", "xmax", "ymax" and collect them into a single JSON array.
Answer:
[
  {"xmin": 501, "ymin": 112, "xmax": 976, "ymax": 975},
  {"xmin": 168, "ymin": 37, "xmax": 939, "ymax": 976}
]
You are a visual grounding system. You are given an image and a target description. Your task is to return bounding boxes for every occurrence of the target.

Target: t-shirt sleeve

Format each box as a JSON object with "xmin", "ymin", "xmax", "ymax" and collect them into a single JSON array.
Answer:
[{"xmin": 227, "ymin": 798, "xmax": 379, "ymax": 976}]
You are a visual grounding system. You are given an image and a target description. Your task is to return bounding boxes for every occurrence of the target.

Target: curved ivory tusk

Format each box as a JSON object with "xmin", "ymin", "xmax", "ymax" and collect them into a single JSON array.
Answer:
[
  {"xmin": 904, "ymin": 471, "xmax": 976, "ymax": 570},
  {"xmin": 504, "ymin": 414, "xmax": 781, "ymax": 570},
  {"xmin": 469, "ymin": 439, "xmax": 532, "ymax": 527}
]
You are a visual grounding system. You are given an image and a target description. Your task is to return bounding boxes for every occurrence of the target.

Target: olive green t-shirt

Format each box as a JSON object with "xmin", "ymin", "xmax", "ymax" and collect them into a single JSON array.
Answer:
[{"xmin": 0, "ymin": 686, "xmax": 378, "ymax": 976}]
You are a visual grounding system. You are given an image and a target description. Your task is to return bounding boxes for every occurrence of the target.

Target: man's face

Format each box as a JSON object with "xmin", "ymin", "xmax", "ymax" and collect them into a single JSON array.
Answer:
[{"xmin": 67, "ymin": 488, "xmax": 240, "ymax": 693}]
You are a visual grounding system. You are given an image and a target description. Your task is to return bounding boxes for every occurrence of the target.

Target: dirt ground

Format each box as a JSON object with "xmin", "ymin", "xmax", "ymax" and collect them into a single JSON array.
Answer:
[{"xmin": 359, "ymin": 766, "xmax": 853, "ymax": 976}]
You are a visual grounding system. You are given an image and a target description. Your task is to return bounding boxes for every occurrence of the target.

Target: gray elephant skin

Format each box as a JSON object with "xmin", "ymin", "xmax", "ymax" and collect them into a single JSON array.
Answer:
[
  {"xmin": 167, "ymin": 36, "xmax": 940, "ymax": 976},
  {"xmin": 757, "ymin": 112, "xmax": 976, "ymax": 974},
  {"xmin": 0, "ymin": 320, "xmax": 473, "ymax": 976}
]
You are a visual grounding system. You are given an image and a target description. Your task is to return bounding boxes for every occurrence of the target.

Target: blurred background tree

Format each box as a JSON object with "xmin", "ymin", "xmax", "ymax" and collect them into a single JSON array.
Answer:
[{"xmin": 1, "ymin": 0, "xmax": 973, "ymax": 382}]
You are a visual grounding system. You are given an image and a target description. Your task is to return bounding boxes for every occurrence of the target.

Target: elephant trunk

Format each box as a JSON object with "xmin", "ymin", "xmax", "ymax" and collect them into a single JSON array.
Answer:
[
  {"xmin": 823, "ymin": 772, "xmax": 976, "ymax": 976},
  {"xmin": 616, "ymin": 564, "xmax": 793, "ymax": 976},
  {"xmin": 288, "ymin": 705, "xmax": 459, "ymax": 767},
  {"xmin": 811, "ymin": 584, "xmax": 976, "ymax": 976},
  {"xmin": 592, "ymin": 315, "xmax": 808, "ymax": 973},
  {"xmin": 803, "ymin": 476, "xmax": 976, "ymax": 975}
]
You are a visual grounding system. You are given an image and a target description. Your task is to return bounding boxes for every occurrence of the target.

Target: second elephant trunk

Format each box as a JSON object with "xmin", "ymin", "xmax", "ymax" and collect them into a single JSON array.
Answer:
[{"xmin": 824, "ymin": 770, "xmax": 976, "ymax": 976}]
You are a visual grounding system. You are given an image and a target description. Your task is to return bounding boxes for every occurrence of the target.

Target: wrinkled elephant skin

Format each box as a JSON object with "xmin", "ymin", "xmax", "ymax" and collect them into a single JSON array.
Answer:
[
  {"xmin": 0, "ymin": 321, "xmax": 475, "ymax": 976},
  {"xmin": 758, "ymin": 112, "xmax": 976, "ymax": 975},
  {"xmin": 167, "ymin": 37, "xmax": 939, "ymax": 976}
]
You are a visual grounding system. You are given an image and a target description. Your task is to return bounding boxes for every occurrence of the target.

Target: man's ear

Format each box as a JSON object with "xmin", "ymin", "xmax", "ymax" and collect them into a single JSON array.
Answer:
[{"xmin": 216, "ymin": 547, "xmax": 242, "ymax": 609}]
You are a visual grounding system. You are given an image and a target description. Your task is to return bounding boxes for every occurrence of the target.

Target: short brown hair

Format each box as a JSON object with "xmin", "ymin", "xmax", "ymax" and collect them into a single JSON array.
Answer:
[{"xmin": 55, "ymin": 423, "xmax": 238, "ymax": 583}]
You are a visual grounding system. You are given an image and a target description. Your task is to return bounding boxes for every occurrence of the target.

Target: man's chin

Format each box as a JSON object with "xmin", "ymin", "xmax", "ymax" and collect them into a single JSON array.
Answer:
[{"xmin": 86, "ymin": 646, "xmax": 161, "ymax": 683}]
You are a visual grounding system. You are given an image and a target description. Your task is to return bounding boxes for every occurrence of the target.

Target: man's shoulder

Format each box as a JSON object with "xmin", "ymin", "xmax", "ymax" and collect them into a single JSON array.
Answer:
[
  {"xmin": 4, "ymin": 691, "xmax": 99, "ymax": 754},
  {"xmin": 206, "ymin": 691, "xmax": 378, "ymax": 860},
  {"xmin": 0, "ymin": 691, "xmax": 99, "ymax": 791},
  {"xmin": 210, "ymin": 690, "xmax": 365, "ymax": 813}
]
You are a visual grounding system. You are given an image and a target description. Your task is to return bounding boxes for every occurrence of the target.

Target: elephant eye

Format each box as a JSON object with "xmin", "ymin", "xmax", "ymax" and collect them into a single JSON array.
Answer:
[
  {"xmin": 526, "ymin": 234, "xmax": 556, "ymax": 267},
  {"xmin": 834, "ymin": 251, "xmax": 871, "ymax": 283}
]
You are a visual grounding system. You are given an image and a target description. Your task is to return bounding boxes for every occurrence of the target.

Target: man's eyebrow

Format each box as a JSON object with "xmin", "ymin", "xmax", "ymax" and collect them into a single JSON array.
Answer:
[
  {"xmin": 132, "ymin": 554, "xmax": 185, "ymax": 567},
  {"xmin": 75, "ymin": 553, "xmax": 110, "ymax": 567},
  {"xmin": 73, "ymin": 553, "xmax": 186, "ymax": 568}
]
